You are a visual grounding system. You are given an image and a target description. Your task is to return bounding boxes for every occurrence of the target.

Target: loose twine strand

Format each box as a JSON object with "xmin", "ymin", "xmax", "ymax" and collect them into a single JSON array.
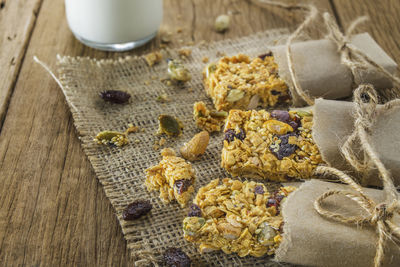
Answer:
[
  {"xmin": 314, "ymin": 84, "xmax": 400, "ymax": 267},
  {"xmin": 250, "ymin": 0, "xmax": 400, "ymax": 105}
]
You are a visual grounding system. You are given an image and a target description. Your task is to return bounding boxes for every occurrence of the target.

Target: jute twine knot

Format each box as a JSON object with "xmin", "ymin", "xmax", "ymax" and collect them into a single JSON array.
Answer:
[
  {"xmin": 314, "ymin": 84, "xmax": 400, "ymax": 267},
  {"xmin": 250, "ymin": 0, "xmax": 400, "ymax": 105}
]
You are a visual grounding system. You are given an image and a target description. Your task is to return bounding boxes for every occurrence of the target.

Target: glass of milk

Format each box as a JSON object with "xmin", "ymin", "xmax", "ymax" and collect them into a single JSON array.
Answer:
[{"xmin": 65, "ymin": 0, "xmax": 163, "ymax": 51}]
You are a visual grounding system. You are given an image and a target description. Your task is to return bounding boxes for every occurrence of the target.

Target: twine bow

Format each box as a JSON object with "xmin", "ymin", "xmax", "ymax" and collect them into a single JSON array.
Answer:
[
  {"xmin": 249, "ymin": 0, "xmax": 400, "ymax": 105},
  {"xmin": 314, "ymin": 84, "xmax": 400, "ymax": 267}
]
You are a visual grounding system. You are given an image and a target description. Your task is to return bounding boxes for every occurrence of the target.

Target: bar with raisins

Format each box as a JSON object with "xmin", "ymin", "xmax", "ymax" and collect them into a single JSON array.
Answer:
[
  {"xmin": 182, "ymin": 178, "xmax": 296, "ymax": 257},
  {"xmin": 221, "ymin": 109, "xmax": 323, "ymax": 182}
]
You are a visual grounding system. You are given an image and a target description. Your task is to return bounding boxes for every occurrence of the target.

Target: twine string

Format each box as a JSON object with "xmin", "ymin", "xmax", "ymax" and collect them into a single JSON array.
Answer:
[
  {"xmin": 314, "ymin": 84, "xmax": 400, "ymax": 267},
  {"xmin": 250, "ymin": 0, "xmax": 400, "ymax": 105}
]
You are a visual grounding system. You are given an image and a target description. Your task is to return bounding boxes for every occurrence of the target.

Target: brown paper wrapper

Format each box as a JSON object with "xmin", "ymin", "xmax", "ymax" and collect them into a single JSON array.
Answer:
[
  {"xmin": 276, "ymin": 180, "xmax": 400, "ymax": 267},
  {"xmin": 312, "ymin": 98, "xmax": 400, "ymax": 186},
  {"xmin": 272, "ymin": 33, "xmax": 398, "ymax": 106}
]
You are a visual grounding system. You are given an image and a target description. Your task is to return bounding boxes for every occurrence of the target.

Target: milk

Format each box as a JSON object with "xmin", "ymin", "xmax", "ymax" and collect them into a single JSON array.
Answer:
[{"xmin": 65, "ymin": 0, "xmax": 163, "ymax": 50}]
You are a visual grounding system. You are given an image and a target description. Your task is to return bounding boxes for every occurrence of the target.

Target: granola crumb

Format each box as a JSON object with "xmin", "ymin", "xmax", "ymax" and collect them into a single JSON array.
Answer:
[
  {"xmin": 145, "ymin": 151, "xmax": 195, "ymax": 207},
  {"xmin": 159, "ymin": 137, "xmax": 167, "ymax": 146},
  {"xmin": 202, "ymin": 57, "xmax": 209, "ymax": 63},
  {"xmin": 177, "ymin": 28, "xmax": 183, "ymax": 33},
  {"xmin": 179, "ymin": 48, "xmax": 192, "ymax": 58},
  {"xmin": 144, "ymin": 51, "xmax": 163, "ymax": 67},
  {"xmin": 144, "ymin": 80, "xmax": 151, "ymax": 85}
]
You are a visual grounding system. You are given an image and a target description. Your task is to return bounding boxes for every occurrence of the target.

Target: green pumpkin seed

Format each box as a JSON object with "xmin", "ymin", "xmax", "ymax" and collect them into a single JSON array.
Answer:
[
  {"xmin": 226, "ymin": 89, "xmax": 245, "ymax": 103},
  {"xmin": 296, "ymin": 110, "xmax": 312, "ymax": 117},
  {"xmin": 159, "ymin": 115, "xmax": 183, "ymax": 136},
  {"xmin": 167, "ymin": 59, "xmax": 191, "ymax": 82}
]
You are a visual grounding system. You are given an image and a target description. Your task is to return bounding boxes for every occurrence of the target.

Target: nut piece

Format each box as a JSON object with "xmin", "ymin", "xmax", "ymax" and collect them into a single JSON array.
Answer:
[
  {"xmin": 167, "ymin": 59, "xmax": 191, "ymax": 82},
  {"xmin": 158, "ymin": 115, "xmax": 183, "ymax": 136},
  {"xmin": 180, "ymin": 131, "xmax": 210, "ymax": 161},
  {"xmin": 161, "ymin": 147, "xmax": 176, "ymax": 157},
  {"xmin": 215, "ymin": 14, "xmax": 230, "ymax": 32},
  {"xmin": 144, "ymin": 51, "xmax": 163, "ymax": 67}
]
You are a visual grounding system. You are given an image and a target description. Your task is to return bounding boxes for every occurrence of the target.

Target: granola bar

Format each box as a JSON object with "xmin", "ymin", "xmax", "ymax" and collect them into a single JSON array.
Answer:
[
  {"xmin": 193, "ymin": 101, "xmax": 227, "ymax": 133},
  {"xmin": 182, "ymin": 178, "xmax": 296, "ymax": 257},
  {"xmin": 221, "ymin": 109, "xmax": 324, "ymax": 181},
  {"xmin": 203, "ymin": 54, "xmax": 290, "ymax": 111},
  {"xmin": 145, "ymin": 148, "xmax": 195, "ymax": 207}
]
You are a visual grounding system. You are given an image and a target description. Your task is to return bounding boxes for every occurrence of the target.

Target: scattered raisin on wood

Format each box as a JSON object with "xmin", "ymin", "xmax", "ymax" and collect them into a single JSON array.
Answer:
[{"xmin": 122, "ymin": 200, "xmax": 152, "ymax": 221}]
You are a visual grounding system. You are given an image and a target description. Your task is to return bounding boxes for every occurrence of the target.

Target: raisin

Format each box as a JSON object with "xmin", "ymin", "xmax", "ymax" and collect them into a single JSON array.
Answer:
[
  {"xmin": 187, "ymin": 204, "xmax": 202, "ymax": 217},
  {"xmin": 254, "ymin": 185, "xmax": 265, "ymax": 194},
  {"xmin": 271, "ymin": 110, "xmax": 290, "ymax": 123},
  {"xmin": 235, "ymin": 128, "xmax": 246, "ymax": 141},
  {"xmin": 270, "ymin": 90, "xmax": 281, "ymax": 95},
  {"xmin": 224, "ymin": 128, "xmax": 246, "ymax": 143},
  {"xmin": 278, "ymin": 94, "xmax": 291, "ymax": 103},
  {"xmin": 122, "ymin": 200, "xmax": 152, "ymax": 221},
  {"xmin": 164, "ymin": 248, "xmax": 191, "ymax": 267},
  {"xmin": 288, "ymin": 120, "xmax": 299, "ymax": 131},
  {"xmin": 270, "ymin": 133, "xmax": 298, "ymax": 160},
  {"xmin": 99, "ymin": 90, "xmax": 131, "ymax": 104},
  {"xmin": 224, "ymin": 129, "xmax": 236, "ymax": 142},
  {"xmin": 174, "ymin": 179, "xmax": 192, "ymax": 195},
  {"xmin": 258, "ymin": 52, "xmax": 272, "ymax": 60}
]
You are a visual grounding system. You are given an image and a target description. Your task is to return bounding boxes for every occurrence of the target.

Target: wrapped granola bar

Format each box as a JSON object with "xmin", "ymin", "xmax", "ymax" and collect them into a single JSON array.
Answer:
[
  {"xmin": 312, "ymin": 98, "xmax": 400, "ymax": 186},
  {"xmin": 275, "ymin": 180, "xmax": 400, "ymax": 267},
  {"xmin": 204, "ymin": 33, "xmax": 397, "ymax": 110},
  {"xmin": 221, "ymin": 98, "xmax": 400, "ymax": 186}
]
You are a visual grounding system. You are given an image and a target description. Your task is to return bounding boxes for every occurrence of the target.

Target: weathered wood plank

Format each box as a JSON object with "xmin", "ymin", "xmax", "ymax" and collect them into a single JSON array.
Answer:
[
  {"xmin": 0, "ymin": 0, "xmax": 44, "ymax": 130},
  {"xmin": 0, "ymin": 0, "xmax": 334, "ymax": 266},
  {"xmin": 332, "ymin": 0, "xmax": 400, "ymax": 64}
]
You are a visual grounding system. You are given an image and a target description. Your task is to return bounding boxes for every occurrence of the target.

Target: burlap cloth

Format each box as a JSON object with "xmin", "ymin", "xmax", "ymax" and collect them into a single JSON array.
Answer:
[{"xmin": 55, "ymin": 29, "xmax": 293, "ymax": 266}]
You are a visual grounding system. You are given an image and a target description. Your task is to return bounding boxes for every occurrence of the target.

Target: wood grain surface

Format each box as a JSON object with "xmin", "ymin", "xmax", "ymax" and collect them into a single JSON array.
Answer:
[{"xmin": 0, "ymin": 0, "xmax": 398, "ymax": 266}]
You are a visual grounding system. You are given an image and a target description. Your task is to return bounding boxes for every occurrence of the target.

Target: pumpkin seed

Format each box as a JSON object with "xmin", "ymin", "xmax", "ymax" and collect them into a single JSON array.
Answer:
[
  {"xmin": 158, "ymin": 115, "xmax": 183, "ymax": 136},
  {"xmin": 226, "ymin": 89, "xmax": 245, "ymax": 103}
]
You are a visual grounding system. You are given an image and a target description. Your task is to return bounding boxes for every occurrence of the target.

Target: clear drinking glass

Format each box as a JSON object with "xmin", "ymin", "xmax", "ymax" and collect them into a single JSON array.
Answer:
[{"xmin": 65, "ymin": 0, "xmax": 163, "ymax": 52}]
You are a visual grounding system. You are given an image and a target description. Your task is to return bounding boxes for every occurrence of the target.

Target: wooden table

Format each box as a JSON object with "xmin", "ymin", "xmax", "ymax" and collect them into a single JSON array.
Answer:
[{"xmin": 0, "ymin": 0, "xmax": 399, "ymax": 265}]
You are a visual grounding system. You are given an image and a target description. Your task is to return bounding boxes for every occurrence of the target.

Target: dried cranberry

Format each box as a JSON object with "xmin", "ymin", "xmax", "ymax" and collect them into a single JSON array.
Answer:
[
  {"xmin": 164, "ymin": 247, "xmax": 191, "ymax": 267},
  {"xmin": 187, "ymin": 204, "xmax": 202, "ymax": 217},
  {"xmin": 174, "ymin": 179, "xmax": 192, "ymax": 195},
  {"xmin": 254, "ymin": 185, "xmax": 265, "ymax": 194},
  {"xmin": 224, "ymin": 128, "xmax": 246, "ymax": 143},
  {"xmin": 258, "ymin": 52, "xmax": 272, "ymax": 60},
  {"xmin": 122, "ymin": 200, "xmax": 152, "ymax": 221},
  {"xmin": 271, "ymin": 110, "xmax": 290, "ymax": 123},
  {"xmin": 99, "ymin": 90, "xmax": 131, "ymax": 104},
  {"xmin": 270, "ymin": 133, "xmax": 298, "ymax": 160}
]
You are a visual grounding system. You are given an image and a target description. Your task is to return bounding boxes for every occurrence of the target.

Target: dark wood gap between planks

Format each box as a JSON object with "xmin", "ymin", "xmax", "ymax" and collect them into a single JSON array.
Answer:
[{"xmin": 0, "ymin": 0, "xmax": 45, "ymax": 134}]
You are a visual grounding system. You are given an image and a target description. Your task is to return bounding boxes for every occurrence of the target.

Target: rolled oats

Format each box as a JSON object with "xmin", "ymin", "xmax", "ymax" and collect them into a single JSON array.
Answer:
[
  {"xmin": 193, "ymin": 101, "xmax": 227, "ymax": 133},
  {"xmin": 221, "ymin": 109, "xmax": 324, "ymax": 181},
  {"xmin": 203, "ymin": 54, "xmax": 290, "ymax": 111},
  {"xmin": 182, "ymin": 178, "xmax": 296, "ymax": 257}
]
